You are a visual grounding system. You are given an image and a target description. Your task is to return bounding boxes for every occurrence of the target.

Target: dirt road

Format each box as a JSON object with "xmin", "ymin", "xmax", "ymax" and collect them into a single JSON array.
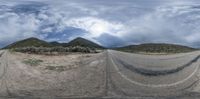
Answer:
[{"xmin": 106, "ymin": 50, "xmax": 200, "ymax": 98}]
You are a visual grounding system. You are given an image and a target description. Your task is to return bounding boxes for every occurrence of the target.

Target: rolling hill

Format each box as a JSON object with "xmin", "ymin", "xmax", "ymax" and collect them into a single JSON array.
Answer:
[
  {"xmin": 3, "ymin": 37, "xmax": 196, "ymax": 54},
  {"xmin": 4, "ymin": 37, "xmax": 53, "ymax": 49},
  {"xmin": 3, "ymin": 37, "xmax": 104, "ymax": 49},
  {"xmin": 115, "ymin": 43, "xmax": 197, "ymax": 53}
]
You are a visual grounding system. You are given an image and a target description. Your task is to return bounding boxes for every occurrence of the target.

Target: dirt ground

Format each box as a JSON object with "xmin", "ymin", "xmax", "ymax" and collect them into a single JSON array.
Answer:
[{"xmin": 0, "ymin": 51, "xmax": 107, "ymax": 98}]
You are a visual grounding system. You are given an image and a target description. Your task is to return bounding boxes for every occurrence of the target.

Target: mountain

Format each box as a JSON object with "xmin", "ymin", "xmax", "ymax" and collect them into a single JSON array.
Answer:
[
  {"xmin": 4, "ymin": 37, "xmax": 53, "ymax": 49},
  {"xmin": 3, "ymin": 37, "xmax": 104, "ymax": 49},
  {"xmin": 65, "ymin": 37, "xmax": 104, "ymax": 49},
  {"xmin": 116, "ymin": 43, "xmax": 197, "ymax": 53}
]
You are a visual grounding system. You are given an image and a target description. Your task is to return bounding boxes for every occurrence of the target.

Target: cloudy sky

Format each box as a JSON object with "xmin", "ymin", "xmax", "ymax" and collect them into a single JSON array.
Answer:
[{"xmin": 0, "ymin": 0, "xmax": 200, "ymax": 48}]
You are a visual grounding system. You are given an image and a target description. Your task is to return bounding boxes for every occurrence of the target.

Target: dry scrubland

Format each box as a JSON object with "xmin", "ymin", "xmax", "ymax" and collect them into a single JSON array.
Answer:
[
  {"xmin": 15, "ymin": 52, "xmax": 94, "ymax": 72},
  {"xmin": 0, "ymin": 50, "xmax": 107, "ymax": 98}
]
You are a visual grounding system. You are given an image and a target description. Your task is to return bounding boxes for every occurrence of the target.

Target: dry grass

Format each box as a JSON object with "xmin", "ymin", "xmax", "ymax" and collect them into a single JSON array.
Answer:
[
  {"xmin": 13, "ymin": 52, "xmax": 95, "ymax": 73},
  {"xmin": 45, "ymin": 65, "xmax": 66, "ymax": 72},
  {"xmin": 23, "ymin": 58, "xmax": 43, "ymax": 66}
]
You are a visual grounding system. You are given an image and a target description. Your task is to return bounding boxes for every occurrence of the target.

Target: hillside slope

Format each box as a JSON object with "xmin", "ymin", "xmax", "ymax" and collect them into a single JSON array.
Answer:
[
  {"xmin": 49, "ymin": 41, "xmax": 66, "ymax": 47},
  {"xmin": 65, "ymin": 37, "xmax": 104, "ymax": 49},
  {"xmin": 4, "ymin": 37, "xmax": 53, "ymax": 49},
  {"xmin": 116, "ymin": 43, "xmax": 197, "ymax": 53}
]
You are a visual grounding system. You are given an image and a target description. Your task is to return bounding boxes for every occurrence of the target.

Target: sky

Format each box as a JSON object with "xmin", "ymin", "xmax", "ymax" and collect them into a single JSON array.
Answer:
[{"xmin": 0, "ymin": 0, "xmax": 200, "ymax": 48}]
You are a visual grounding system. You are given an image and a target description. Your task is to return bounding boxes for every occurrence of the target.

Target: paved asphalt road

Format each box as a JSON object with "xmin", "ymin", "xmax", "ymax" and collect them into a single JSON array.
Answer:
[{"xmin": 1, "ymin": 50, "xmax": 200, "ymax": 98}]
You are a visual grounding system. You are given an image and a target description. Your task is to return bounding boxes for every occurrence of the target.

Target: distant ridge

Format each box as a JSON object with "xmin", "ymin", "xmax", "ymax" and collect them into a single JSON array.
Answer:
[
  {"xmin": 49, "ymin": 41, "xmax": 66, "ymax": 47},
  {"xmin": 3, "ymin": 37, "xmax": 196, "ymax": 53},
  {"xmin": 115, "ymin": 43, "xmax": 197, "ymax": 53}
]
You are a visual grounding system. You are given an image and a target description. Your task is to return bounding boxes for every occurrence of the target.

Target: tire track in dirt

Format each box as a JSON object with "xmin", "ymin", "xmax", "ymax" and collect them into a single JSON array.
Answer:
[
  {"xmin": 0, "ymin": 51, "xmax": 13, "ymax": 97},
  {"xmin": 112, "ymin": 55, "xmax": 200, "ymax": 76},
  {"xmin": 0, "ymin": 51, "xmax": 6, "ymax": 80}
]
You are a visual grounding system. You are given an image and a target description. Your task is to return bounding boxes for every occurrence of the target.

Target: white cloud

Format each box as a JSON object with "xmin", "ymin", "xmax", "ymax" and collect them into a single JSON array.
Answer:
[
  {"xmin": 64, "ymin": 17, "xmax": 124, "ymax": 38},
  {"xmin": 0, "ymin": 12, "xmax": 39, "ymax": 44}
]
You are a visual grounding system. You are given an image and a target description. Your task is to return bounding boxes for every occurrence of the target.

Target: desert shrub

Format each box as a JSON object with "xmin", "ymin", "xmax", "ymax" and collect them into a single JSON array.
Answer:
[
  {"xmin": 23, "ymin": 58, "xmax": 43, "ymax": 66},
  {"xmin": 13, "ymin": 46, "xmax": 98, "ymax": 54}
]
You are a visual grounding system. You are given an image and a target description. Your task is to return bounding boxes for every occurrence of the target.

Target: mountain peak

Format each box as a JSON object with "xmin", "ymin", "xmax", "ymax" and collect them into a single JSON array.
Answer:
[
  {"xmin": 22, "ymin": 37, "xmax": 41, "ymax": 41},
  {"xmin": 66, "ymin": 37, "xmax": 104, "ymax": 48},
  {"xmin": 72, "ymin": 37, "xmax": 87, "ymax": 41},
  {"xmin": 26, "ymin": 37, "xmax": 39, "ymax": 39}
]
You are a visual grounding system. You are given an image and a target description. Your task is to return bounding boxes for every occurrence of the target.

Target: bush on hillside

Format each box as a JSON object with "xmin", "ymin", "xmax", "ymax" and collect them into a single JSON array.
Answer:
[{"xmin": 13, "ymin": 46, "xmax": 98, "ymax": 54}]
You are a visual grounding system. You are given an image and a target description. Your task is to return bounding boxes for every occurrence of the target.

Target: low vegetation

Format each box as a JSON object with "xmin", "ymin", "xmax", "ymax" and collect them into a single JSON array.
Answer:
[
  {"xmin": 3, "ymin": 37, "xmax": 104, "ymax": 54},
  {"xmin": 14, "ymin": 46, "xmax": 98, "ymax": 54},
  {"xmin": 23, "ymin": 58, "xmax": 43, "ymax": 66}
]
